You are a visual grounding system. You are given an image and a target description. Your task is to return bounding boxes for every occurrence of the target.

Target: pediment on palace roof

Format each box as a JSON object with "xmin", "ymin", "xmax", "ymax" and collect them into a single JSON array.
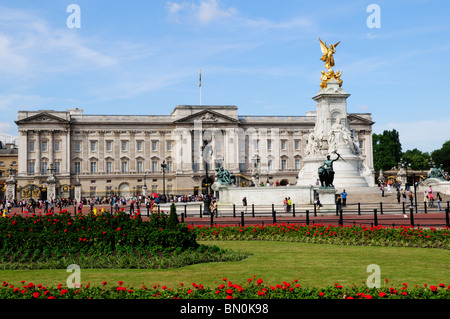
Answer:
[
  {"xmin": 347, "ymin": 114, "xmax": 375, "ymax": 125},
  {"xmin": 173, "ymin": 109, "xmax": 238, "ymax": 124},
  {"xmin": 15, "ymin": 112, "xmax": 70, "ymax": 125}
]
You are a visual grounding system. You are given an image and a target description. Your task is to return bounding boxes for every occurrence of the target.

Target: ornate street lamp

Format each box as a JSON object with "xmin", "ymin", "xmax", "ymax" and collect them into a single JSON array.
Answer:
[
  {"xmin": 161, "ymin": 160, "xmax": 167, "ymax": 203},
  {"xmin": 201, "ymin": 140, "xmax": 213, "ymax": 195}
]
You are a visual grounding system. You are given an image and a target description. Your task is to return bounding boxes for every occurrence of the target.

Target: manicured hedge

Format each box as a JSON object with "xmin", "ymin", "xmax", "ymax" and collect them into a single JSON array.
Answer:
[{"xmin": 0, "ymin": 210, "xmax": 246, "ymax": 269}]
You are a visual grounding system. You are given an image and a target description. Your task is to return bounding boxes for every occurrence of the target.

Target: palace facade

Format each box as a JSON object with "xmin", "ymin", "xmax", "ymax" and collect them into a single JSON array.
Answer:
[{"xmin": 15, "ymin": 105, "xmax": 374, "ymax": 199}]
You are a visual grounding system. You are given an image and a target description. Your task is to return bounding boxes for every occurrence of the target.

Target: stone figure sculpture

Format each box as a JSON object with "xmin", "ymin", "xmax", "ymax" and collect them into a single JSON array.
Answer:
[
  {"xmin": 318, "ymin": 152, "xmax": 342, "ymax": 187},
  {"xmin": 215, "ymin": 167, "xmax": 236, "ymax": 185},
  {"xmin": 427, "ymin": 164, "xmax": 445, "ymax": 181}
]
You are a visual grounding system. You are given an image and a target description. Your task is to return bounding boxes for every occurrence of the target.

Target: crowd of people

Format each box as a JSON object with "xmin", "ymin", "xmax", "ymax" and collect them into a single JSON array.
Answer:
[{"xmin": 0, "ymin": 192, "xmax": 215, "ymax": 215}]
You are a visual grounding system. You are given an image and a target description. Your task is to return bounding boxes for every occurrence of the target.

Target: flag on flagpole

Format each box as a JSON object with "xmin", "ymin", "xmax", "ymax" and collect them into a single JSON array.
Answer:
[{"xmin": 199, "ymin": 68, "xmax": 202, "ymax": 87}]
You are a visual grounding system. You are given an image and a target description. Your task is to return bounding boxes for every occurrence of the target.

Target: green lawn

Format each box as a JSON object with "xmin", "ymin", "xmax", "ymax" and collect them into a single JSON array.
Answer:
[{"xmin": 1, "ymin": 240, "xmax": 449, "ymax": 290}]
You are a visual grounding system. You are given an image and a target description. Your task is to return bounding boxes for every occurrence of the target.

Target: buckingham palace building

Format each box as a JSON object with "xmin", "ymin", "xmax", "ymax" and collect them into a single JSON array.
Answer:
[{"xmin": 14, "ymin": 105, "xmax": 374, "ymax": 199}]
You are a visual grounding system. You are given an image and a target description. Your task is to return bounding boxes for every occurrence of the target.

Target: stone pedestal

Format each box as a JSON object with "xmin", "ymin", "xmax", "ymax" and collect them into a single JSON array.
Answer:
[
  {"xmin": 142, "ymin": 185, "xmax": 148, "ymax": 197},
  {"xmin": 46, "ymin": 181, "xmax": 56, "ymax": 202},
  {"xmin": 419, "ymin": 178, "xmax": 450, "ymax": 195},
  {"xmin": 316, "ymin": 187, "xmax": 336, "ymax": 211},
  {"xmin": 5, "ymin": 180, "xmax": 16, "ymax": 201},
  {"xmin": 214, "ymin": 184, "xmax": 317, "ymax": 206},
  {"xmin": 74, "ymin": 184, "xmax": 82, "ymax": 204}
]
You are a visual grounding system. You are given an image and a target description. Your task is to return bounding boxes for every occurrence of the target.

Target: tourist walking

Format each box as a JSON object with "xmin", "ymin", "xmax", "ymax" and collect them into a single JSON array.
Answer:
[
  {"xmin": 436, "ymin": 192, "xmax": 442, "ymax": 211},
  {"xmin": 242, "ymin": 197, "xmax": 247, "ymax": 214},
  {"xmin": 336, "ymin": 194, "xmax": 342, "ymax": 211},
  {"xmin": 409, "ymin": 191, "xmax": 414, "ymax": 207},
  {"xmin": 341, "ymin": 190, "xmax": 347, "ymax": 206},
  {"xmin": 428, "ymin": 192, "xmax": 434, "ymax": 208}
]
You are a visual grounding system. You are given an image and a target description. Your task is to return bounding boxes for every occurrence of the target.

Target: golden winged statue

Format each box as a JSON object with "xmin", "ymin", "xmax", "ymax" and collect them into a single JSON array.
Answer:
[
  {"xmin": 319, "ymin": 38, "xmax": 340, "ymax": 70},
  {"xmin": 319, "ymin": 38, "xmax": 343, "ymax": 89}
]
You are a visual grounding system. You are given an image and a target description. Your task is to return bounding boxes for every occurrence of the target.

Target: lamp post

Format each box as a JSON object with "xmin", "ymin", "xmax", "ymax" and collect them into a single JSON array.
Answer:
[
  {"xmin": 161, "ymin": 160, "xmax": 167, "ymax": 203},
  {"xmin": 413, "ymin": 172, "xmax": 418, "ymax": 214},
  {"xmin": 201, "ymin": 140, "xmax": 213, "ymax": 196},
  {"xmin": 401, "ymin": 159, "xmax": 411, "ymax": 190},
  {"xmin": 201, "ymin": 140, "xmax": 213, "ymax": 216}
]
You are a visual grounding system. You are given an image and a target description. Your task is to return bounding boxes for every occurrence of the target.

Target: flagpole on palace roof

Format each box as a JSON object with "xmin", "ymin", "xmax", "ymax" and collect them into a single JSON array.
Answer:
[{"xmin": 199, "ymin": 68, "xmax": 202, "ymax": 106}]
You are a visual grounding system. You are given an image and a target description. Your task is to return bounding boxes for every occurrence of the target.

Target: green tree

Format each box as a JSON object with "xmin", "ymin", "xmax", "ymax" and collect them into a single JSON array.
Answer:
[
  {"xmin": 167, "ymin": 203, "xmax": 179, "ymax": 229},
  {"xmin": 372, "ymin": 129, "xmax": 402, "ymax": 171},
  {"xmin": 401, "ymin": 148, "xmax": 431, "ymax": 170},
  {"xmin": 431, "ymin": 140, "xmax": 450, "ymax": 172}
]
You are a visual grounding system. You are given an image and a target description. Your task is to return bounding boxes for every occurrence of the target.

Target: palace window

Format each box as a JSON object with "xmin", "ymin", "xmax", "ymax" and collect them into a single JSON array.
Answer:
[
  {"xmin": 28, "ymin": 161, "xmax": 35, "ymax": 174},
  {"xmin": 90, "ymin": 141, "xmax": 97, "ymax": 151},
  {"xmin": 281, "ymin": 159, "xmax": 287, "ymax": 170},
  {"xmin": 106, "ymin": 161, "xmax": 112, "ymax": 173},
  {"xmin": 137, "ymin": 141, "xmax": 143, "ymax": 151},
  {"xmin": 90, "ymin": 161, "xmax": 97, "ymax": 174},
  {"xmin": 121, "ymin": 161, "xmax": 128, "ymax": 173},
  {"xmin": 121, "ymin": 141, "xmax": 127, "ymax": 151},
  {"xmin": 137, "ymin": 160, "xmax": 143, "ymax": 173},
  {"xmin": 74, "ymin": 162, "xmax": 81, "ymax": 174}
]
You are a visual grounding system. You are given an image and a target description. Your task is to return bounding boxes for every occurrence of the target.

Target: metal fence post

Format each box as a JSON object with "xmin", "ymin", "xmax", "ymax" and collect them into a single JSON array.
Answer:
[
  {"xmin": 292, "ymin": 204, "xmax": 296, "ymax": 217},
  {"xmin": 410, "ymin": 207, "xmax": 414, "ymax": 227},
  {"xmin": 339, "ymin": 209, "xmax": 343, "ymax": 226},
  {"xmin": 233, "ymin": 204, "xmax": 236, "ymax": 218},
  {"xmin": 424, "ymin": 201, "xmax": 427, "ymax": 214},
  {"xmin": 306, "ymin": 209, "xmax": 310, "ymax": 225},
  {"xmin": 373, "ymin": 208, "xmax": 378, "ymax": 226},
  {"xmin": 358, "ymin": 203, "xmax": 361, "ymax": 215},
  {"xmin": 210, "ymin": 210, "xmax": 214, "ymax": 226},
  {"xmin": 272, "ymin": 209, "xmax": 276, "ymax": 224},
  {"xmin": 241, "ymin": 211, "xmax": 245, "ymax": 227},
  {"xmin": 252, "ymin": 204, "xmax": 255, "ymax": 217},
  {"xmin": 380, "ymin": 202, "xmax": 383, "ymax": 215},
  {"xmin": 445, "ymin": 208, "xmax": 449, "ymax": 228}
]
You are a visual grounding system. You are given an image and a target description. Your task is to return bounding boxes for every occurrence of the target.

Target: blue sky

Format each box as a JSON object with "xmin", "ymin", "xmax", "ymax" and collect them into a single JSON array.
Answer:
[{"xmin": 0, "ymin": 0, "xmax": 449, "ymax": 153}]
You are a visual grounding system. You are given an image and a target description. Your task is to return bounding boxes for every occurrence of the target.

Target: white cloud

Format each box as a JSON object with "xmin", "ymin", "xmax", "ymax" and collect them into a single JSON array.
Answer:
[
  {"xmin": 0, "ymin": 5, "xmax": 118, "ymax": 77},
  {"xmin": 165, "ymin": 0, "xmax": 312, "ymax": 30},
  {"xmin": 166, "ymin": 0, "xmax": 237, "ymax": 24},
  {"xmin": 196, "ymin": 0, "xmax": 237, "ymax": 23}
]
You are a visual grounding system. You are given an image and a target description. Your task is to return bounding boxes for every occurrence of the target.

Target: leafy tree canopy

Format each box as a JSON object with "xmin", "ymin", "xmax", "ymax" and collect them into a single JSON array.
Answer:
[
  {"xmin": 372, "ymin": 129, "xmax": 402, "ymax": 171},
  {"xmin": 401, "ymin": 148, "xmax": 431, "ymax": 171},
  {"xmin": 431, "ymin": 140, "xmax": 450, "ymax": 172}
]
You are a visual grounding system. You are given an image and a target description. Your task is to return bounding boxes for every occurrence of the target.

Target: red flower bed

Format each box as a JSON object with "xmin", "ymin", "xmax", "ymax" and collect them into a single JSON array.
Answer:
[{"xmin": 1, "ymin": 277, "xmax": 449, "ymax": 299}]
